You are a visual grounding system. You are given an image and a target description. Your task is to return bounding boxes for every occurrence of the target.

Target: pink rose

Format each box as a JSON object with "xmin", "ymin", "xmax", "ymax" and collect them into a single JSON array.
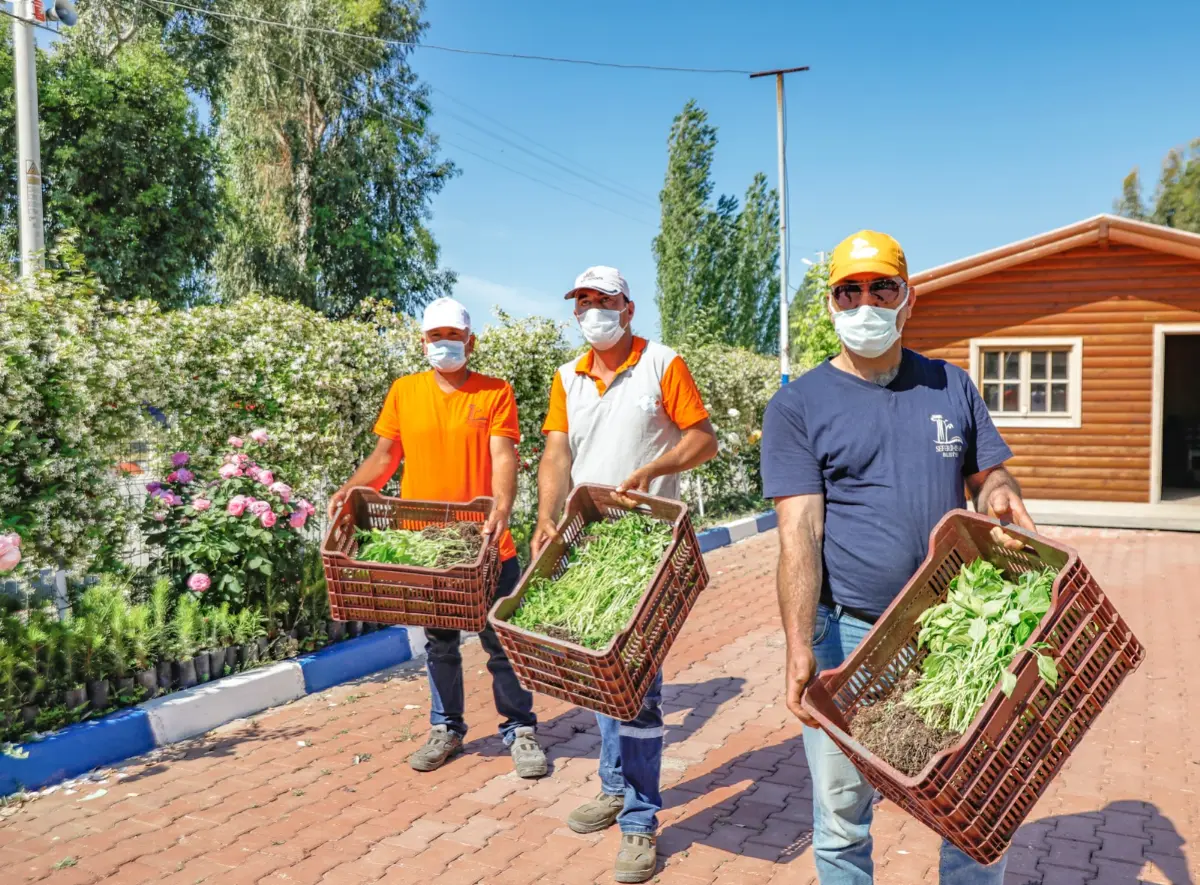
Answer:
[
  {"xmin": 187, "ymin": 573, "xmax": 211, "ymax": 592},
  {"xmin": 228, "ymin": 436, "xmax": 244, "ymax": 448},
  {"xmin": 226, "ymin": 499, "xmax": 247, "ymax": 517},
  {"xmin": 289, "ymin": 511, "xmax": 307, "ymax": 529},
  {"xmin": 175, "ymin": 468, "xmax": 194, "ymax": 484},
  {"xmin": 269, "ymin": 481, "xmax": 292, "ymax": 503},
  {"xmin": 258, "ymin": 471, "xmax": 275, "ymax": 487},
  {"xmin": 246, "ymin": 466, "xmax": 263, "ymax": 482},
  {"xmin": 219, "ymin": 463, "xmax": 241, "ymax": 480},
  {"xmin": 166, "ymin": 493, "xmax": 183, "ymax": 507},
  {"xmin": 297, "ymin": 499, "xmax": 316, "ymax": 517},
  {"xmin": 166, "ymin": 471, "xmax": 179, "ymax": 483},
  {"xmin": 237, "ymin": 453, "xmax": 250, "ymax": 466},
  {"xmin": 193, "ymin": 498, "xmax": 212, "ymax": 512},
  {"xmin": 0, "ymin": 534, "xmax": 21, "ymax": 573},
  {"xmin": 250, "ymin": 429, "xmax": 270, "ymax": 444},
  {"xmin": 260, "ymin": 511, "xmax": 277, "ymax": 528},
  {"xmin": 172, "ymin": 452, "xmax": 191, "ymax": 468},
  {"xmin": 153, "ymin": 512, "xmax": 167, "ymax": 522},
  {"xmin": 249, "ymin": 500, "xmax": 271, "ymax": 516}
]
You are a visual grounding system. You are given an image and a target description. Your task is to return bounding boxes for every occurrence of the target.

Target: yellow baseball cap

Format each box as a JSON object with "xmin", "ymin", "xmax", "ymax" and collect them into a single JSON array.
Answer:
[{"xmin": 829, "ymin": 230, "xmax": 908, "ymax": 286}]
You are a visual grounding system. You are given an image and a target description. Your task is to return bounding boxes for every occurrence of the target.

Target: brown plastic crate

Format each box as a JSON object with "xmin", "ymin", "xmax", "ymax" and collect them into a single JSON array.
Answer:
[
  {"xmin": 320, "ymin": 486, "xmax": 501, "ymax": 632},
  {"xmin": 801, "ymin": 510, "xmax": 1145, "ymax": 865},
  {"xmin": 489, "ymin": 484, "xmax": 708, "ymax": 721}
]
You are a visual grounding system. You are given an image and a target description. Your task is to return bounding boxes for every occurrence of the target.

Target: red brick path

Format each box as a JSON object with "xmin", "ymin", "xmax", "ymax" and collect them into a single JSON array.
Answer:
[{"xmin": 1, "ymin": 528, "xmax": 1196, "ymax": 884}]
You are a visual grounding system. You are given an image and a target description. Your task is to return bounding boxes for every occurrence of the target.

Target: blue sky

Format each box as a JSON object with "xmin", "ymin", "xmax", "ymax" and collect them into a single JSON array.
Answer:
[{"xmin": 412, "ymin": 0, "xmax": 1200, "ymax": 338}]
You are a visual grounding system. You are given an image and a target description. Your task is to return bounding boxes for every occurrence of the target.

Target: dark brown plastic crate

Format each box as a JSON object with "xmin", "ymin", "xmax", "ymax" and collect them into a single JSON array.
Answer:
[
  {"xmin": 489, "ymin": 484, "xmax": 708, "ymax": 721},
  {"xmin": 320, "ymin": 486, "xmax": 500, "ymax": 632},
  {"xmin": 801, "ymin": 510, "xmax": 1145, "ymax": 866}
]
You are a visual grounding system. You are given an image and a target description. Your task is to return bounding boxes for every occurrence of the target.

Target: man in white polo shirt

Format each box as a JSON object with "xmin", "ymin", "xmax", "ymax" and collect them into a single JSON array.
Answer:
[{"xmin": 533, "ymin": 266, "xmax": 718, "ymax": 883}]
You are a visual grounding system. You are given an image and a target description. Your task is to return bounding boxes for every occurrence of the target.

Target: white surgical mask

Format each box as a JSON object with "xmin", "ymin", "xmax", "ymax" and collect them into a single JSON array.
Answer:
[
  {"xmin": 830, "ymin": 292, "xmax": 909, "ymax": 359},
  {"xmin": 578, "ymin": 307, "xmax": 627, "ymax": 349},
  {"xmin": 426, "ymin": 339, "xmax": 467, "ymax": 372}
]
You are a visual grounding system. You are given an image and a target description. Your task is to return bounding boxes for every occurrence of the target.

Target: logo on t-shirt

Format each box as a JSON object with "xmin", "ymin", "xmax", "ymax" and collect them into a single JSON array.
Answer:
[
  {"xmin": 636, "ymin": 394, "xmax": 660, "ymax": 414},
  {"xmin": 930, "ymin": 414, "xmax": 964, "ymax": 458},
  {"xmin": 465, "ymin": 403, "xmax": 489, "ymax": 428}
]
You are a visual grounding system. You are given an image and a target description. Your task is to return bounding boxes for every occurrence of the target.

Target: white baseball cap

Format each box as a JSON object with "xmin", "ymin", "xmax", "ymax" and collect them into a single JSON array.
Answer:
[
  {"xmin": 565, "ymin": 266, "xmax": 631, "ymax": 301},
  {"xmin": 421, "ymin": 297, "xmax": 471, "ymax": 333}
]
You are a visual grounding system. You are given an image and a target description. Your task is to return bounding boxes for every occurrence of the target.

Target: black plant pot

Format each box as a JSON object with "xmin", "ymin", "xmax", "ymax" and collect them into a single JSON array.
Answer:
[
  {"xmin": 327, "ymin": 620, "xmax": 346, "ymax": 643},
  {"xmin": 157, "ymin": 660, "xmax": 174, "ymax": 691},
  {"xmin": 257, "ymin": 636, "xmax": 270, "ymax": 658},
  {"xmin": 64, "ymin": 685, "xmax": 87, "ymax": 711},
  {"xmin": 293, "ymin": 624, "xmax": 309, "ymax": 641},
  {"xmin": 175, "ymin": 658, "xmax": 198, "ymax": 689},
  {"xmin": 86, "ymin": 679, "xmax": 110, "ymax": 710},
  {"xmin": 224, "ymin": 646, "xmax": 239, "ymax": 674},
  {"xmin": 347, "ymin": 621, "xmax": 362, "ymax": 638},
  {"xmin": 194, "ymin": 652, "xmax": 211, "ymax": 683},
  {"xmin": 240, "ymin": 642, "xmax": 259, "ymax": 669},
  {"xmin": 362, "ymin": 622, "xmax": 377, "ymax": 635},
  {"xmin": 20, "ymin": 705, "xmax": 39, "ymax": 727},
  {"xmin": 136, "ymin": 668, "xmax": 158, "ymax": 698},
  {"xmin": 115, "ymin": 677, "xmax": 136, "ymax": 702},
  {"xmin": 207, "ymin": 649, "xmax": 226, "ymax": 679}
]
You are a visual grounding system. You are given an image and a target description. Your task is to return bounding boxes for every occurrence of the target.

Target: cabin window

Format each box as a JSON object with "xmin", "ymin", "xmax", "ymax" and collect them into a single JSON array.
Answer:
[{"xmin": 969, "ymin": 338, "xmax": 1083, "ymax": 429}]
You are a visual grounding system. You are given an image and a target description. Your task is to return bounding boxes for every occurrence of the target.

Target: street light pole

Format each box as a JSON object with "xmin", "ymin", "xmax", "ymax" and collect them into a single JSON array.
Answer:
[
  {"xmin": 12, "ymin": 0, "xmax": 45, "ymax": 277},
  {"xmin": 751, "ymin": 65, "xmax": 808, "ymax": 386}
]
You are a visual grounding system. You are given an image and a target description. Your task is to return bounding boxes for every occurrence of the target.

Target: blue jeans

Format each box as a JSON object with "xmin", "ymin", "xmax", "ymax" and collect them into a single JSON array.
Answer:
[
  {"xmin": 425, "ymin": 558, "xmax": 536, "ymax": 745},
  {"xmin": 805, "ymin": 604, "xmax": 1007, "ymax": 885},
  {"xmin": 597, "ymin": 670, "xmax": 664, "ymax": 835}
]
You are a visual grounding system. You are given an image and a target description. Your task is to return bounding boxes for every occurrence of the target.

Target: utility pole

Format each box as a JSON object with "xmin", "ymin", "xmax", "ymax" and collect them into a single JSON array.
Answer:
[
  {"xmin": 12, "ymin": 0, "xmax": 45, "ymax": 277},
  {"xmin": 750, "ymin": 65, "xmax": 808, "ymax": 386}
]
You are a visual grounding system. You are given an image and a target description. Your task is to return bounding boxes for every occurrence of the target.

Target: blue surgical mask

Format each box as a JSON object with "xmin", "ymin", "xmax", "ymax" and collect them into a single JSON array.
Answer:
[
  {"xmin": 426, "ymin": 340, "xmax": 467, "ymax": 372},
  {"xmin": 830, "ymin": 292, "xmax": 909, "ymax": 359}
]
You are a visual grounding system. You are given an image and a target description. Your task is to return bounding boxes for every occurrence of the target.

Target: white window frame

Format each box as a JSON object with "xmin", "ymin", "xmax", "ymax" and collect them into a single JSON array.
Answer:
[{"xmin": 968, "ymin": 337, "xmax": 1083, "ymax": 429}]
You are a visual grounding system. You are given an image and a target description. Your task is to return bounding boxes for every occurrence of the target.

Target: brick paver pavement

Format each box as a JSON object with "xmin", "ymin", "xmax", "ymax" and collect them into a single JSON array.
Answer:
[{"xmin": 1, "ymin": 527, "xmax": 1196, "ymax": 885}]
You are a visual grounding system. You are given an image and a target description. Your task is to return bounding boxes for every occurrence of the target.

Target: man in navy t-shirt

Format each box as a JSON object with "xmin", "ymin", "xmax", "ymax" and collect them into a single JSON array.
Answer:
[{"xmin": 761, "ymin": 229, "xmax": 1035, "ymax": 885}]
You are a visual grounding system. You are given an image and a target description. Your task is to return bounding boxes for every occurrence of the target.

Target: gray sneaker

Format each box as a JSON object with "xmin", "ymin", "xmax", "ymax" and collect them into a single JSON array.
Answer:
[
  {"xmin": 510, "ymin": 726, "xmax": 547, "ymax": 778},
  {"xmin": 614, "ymin": 833, "xmax": 656, "ymax": 883},
  {"xmin": 567, "ymin": 792, "xmax": 624, "ymax": 834},
  {"xmin": 409, "ymin": 724, "xmax": 463, "ymax": 772}
]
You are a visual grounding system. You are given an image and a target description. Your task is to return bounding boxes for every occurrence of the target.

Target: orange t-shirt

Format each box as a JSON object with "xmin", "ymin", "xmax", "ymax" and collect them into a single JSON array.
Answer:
[{"xmin": 373, "ymin": 371, "xmax": 520, "ymax": 561}]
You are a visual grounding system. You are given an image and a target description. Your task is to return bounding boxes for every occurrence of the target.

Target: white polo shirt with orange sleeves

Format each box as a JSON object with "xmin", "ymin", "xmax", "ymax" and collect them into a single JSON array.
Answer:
[{"xmin": 541, "ymin": 337, "xmax": 709, "ymax": 500}]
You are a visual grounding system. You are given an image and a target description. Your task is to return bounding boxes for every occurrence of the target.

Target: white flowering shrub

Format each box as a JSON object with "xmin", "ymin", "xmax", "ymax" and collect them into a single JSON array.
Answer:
[
  {"xmin": 676, "ymin": 341, "xmax": 777, "ymax": 518},
  {"xmin": 0, "ymin": 248, "xmax": 158, "ymax": 569}
]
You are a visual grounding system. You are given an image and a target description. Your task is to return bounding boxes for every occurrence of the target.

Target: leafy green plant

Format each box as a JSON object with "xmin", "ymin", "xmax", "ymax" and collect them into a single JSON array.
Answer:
[
  {"xmin": 905, "ymin": 560, "xmax": 1059, "ymax": 733},
  {"xmin": 232, "ymin": 608, "xmax": 266, "ymax": 645},
  {"xmin": 355, "ymin": 525, "xmax": 480, "ymax": 568},
  {"xmin": 148, "ymin": 578, "xmax": 173, "ymax": 662},
  {"xmin": 171, "ymin": 593, "xmax": 203, "ymax": 660},
  {"xmin": 509, "ymin": 515, "xmax": 672, "ymax": 649}
]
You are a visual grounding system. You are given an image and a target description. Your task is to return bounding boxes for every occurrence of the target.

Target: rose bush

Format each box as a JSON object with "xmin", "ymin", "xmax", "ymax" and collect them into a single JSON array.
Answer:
[{"xmin": 142, "ymin": 431, "xmax": 315, "ymax": 610}]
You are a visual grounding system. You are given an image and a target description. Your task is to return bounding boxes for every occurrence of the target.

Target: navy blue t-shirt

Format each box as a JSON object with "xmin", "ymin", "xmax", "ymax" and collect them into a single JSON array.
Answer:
[{"xmin": 761, "ymin": 349, "xmax": 1012, "ymax": 619}]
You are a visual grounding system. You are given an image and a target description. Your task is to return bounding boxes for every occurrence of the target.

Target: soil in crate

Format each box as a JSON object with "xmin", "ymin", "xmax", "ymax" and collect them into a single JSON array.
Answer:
[
  {"xmin": 850, "ymin": 671, "xmax": 960, "ymax": 777},
  {"xmin": 355, "ymin": 522, "xmax": 484, "ymax": 568}
]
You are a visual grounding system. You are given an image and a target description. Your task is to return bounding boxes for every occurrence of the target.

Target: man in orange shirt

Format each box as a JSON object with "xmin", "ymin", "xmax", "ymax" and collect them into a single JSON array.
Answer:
[
  {"xmin": 330, "ymin": 297, "xmax": 546, "ymax": 778},
  {"xmin": 534, "ymin": 266, "xmax": 717, "ymax": 883}
]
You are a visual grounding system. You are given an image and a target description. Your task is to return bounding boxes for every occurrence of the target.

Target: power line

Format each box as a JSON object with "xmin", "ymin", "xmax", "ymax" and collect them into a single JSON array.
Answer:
[
  {"xmin": 149, "ymin": 0, "xmax": 754, "ymax": 75},
  {"xmin": 137, "ymin": 0, "xmax": 654, "ymax": 227}
]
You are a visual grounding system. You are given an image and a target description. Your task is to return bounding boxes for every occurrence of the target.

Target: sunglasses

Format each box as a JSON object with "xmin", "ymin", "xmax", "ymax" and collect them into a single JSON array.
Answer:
[{"xmin": 831, "ymin": 278, "xmax": 906, "ymax": 310}]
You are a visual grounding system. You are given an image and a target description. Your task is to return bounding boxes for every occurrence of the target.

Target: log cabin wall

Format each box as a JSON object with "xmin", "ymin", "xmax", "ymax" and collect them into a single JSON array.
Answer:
[{"xmin": 903, "ymin": 243, "xmax": 1200, "ymax": 502}]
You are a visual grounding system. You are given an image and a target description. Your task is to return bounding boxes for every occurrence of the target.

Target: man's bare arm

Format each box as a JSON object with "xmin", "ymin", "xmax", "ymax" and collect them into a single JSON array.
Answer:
[
  {"xmin": 327, "ymin": 437, "xmax": 402, "ymax": 518},
  {"xmin": 775, "ymin": 493, "xmax": 825, "ymax": 727},
  {"xmin": 531, "ymin": 431, "xmax": 572, "ymax": 558}
]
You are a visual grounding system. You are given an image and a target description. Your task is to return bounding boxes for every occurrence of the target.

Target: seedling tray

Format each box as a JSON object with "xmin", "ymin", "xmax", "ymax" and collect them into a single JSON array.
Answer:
[
  {"xmin": 321, "ymin": 486, "xmax": 500, "ymax": 632},
  {"xmin": 489, "ymin": 484, "xmax": 708, "ymax": 720},
  {"xmin": 801, "ymin": 510, "xmax": 1145, "ymax": 865}
]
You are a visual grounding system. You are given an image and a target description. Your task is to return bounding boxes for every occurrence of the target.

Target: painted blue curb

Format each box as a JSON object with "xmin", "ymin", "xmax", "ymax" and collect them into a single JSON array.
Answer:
[
  {"xmin": 1, "ymin": 626, "xmax": 417, "ymax": 797},
  {"xmin": 696, "ymin": 508, "xmax": 777, "ymax": 555},
  {"xmin": 697, "ymin": 526, "xmax": 731, "ymax": 553},
  {"xmin": 297, "ymin": 626, "xmax": 413, "ymax": 694},
  {"xmin": 0, "ymin": 708, "xmax": 155, "ymax": 795}
]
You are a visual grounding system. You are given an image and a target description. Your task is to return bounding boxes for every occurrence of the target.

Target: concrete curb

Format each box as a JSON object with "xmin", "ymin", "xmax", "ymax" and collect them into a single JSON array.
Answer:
[
  {"xmin": 1, "ymin": 509, "xmax": 777, "ymax": 797},
  {"xmin": 0, "ymin": 626, "xmax": 415, "ymax": 796},
  {"xmin": 696, "ymin": 508, "xmax": 775, "ymax": 553}
]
